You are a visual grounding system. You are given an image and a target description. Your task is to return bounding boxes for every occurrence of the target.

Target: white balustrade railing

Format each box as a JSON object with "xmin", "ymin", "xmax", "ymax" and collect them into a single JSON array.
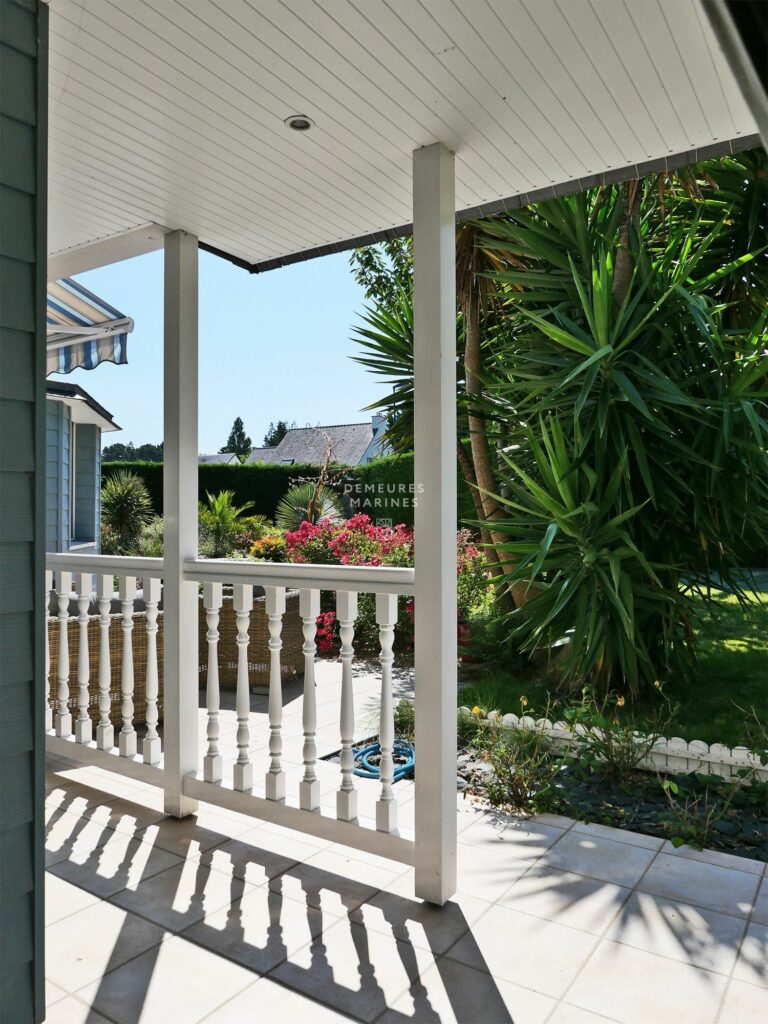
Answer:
[
  {"xmin": 45, "ymin": 554, "xmax": 165, "ymax": 775},
  {"xmin": 45, "ymin": 552, "xmax": 416, "ymax": 863}
]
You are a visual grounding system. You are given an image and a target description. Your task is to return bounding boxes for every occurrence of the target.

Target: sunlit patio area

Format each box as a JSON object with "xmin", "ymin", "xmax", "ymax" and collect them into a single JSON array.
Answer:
[{"xmin": 43, "ymin": 664, "xmax": 767, "ymax": 1024}]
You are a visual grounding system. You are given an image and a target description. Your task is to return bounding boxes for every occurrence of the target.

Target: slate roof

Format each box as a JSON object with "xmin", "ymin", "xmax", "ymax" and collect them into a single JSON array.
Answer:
[
  {"xmin": 245, "ymin": 422, "xmax": 376, "ymax": 467},
  {"xmin": 198, "ymin": 452, "xmax": 239, "ymax": 465}
]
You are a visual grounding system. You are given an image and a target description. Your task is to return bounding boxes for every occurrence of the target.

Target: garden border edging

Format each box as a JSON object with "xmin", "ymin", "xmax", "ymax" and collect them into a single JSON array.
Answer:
[{"xmin": 459, "ymin": 707, "xmax": 768, "ymax": 783}]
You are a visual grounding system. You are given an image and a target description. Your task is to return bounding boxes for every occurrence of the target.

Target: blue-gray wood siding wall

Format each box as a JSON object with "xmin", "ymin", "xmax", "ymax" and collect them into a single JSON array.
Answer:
[
  {"xmin": 45, "ymin": 405, "xmax": 101, "ymax": 552},
  {"xmin": 0, "ymin": 0, "xmax": 47, "ymax": 1020},
  {"xmin": 45, "ymin": 399, "xmax": 70, "ymax": 551},
  {"xmin": 73, "ymin": 421, "xmax": 99, "ymax": 544}
]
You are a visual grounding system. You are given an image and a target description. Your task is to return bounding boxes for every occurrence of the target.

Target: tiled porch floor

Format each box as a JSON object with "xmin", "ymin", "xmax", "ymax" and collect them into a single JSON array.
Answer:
[{"xmin": 43, "ymin": 662, "xmax": 767, "ymax": 1023}]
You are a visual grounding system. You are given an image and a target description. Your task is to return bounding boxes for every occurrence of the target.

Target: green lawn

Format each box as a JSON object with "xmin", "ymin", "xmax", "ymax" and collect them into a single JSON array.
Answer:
[{"xmin": 459, "ymin": 586, "xmax": 768, "ymax": 749}]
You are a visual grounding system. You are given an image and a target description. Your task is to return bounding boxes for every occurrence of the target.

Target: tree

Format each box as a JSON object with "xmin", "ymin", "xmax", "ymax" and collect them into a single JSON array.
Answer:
[
  {"xmin": 351, "ymin": 150, "xmax": 768, "ymax": 695},
  {"xmin": 219, "ymin": 417, "xmax": 252, "ymax": 459},
  {"xmin": 480, "ymin": 160, "xmax": 767, "ymax": 695},
  {"xmin": 102, "ymin": 441, "xmax": 132, "ymax": 462},
  {"xmin": 102, "ymin": 441, "xmax": 163, "ymax": 462},
  {"xmin": 134, "ymin": 442, "xmax": 163, "ymax": 462},
  {"xmin": 263, "ymin": 419, "xmax": 294, "ymax": 447},
  {"xmin": 350, "ymin": 237, "xmax": 412, "ymax": 308}
]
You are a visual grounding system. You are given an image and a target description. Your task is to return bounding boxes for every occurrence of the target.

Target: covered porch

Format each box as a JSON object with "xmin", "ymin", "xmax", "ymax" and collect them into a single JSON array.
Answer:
[{"xmin": 1, "ymin": 0, "xmax": 765, "ymax": 1021}]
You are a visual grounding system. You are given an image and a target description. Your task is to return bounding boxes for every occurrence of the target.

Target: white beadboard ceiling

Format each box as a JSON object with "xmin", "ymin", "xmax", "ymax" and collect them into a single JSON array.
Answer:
[{"xmin": 47, "ymin": 0, "xmax": 758, "ymax": 270}]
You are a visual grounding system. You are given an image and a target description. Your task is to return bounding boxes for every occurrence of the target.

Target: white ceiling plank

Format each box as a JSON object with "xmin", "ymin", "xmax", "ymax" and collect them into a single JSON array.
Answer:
[
  {"xmin": 119, "ymin": 0, "xmax": 412, "ymax": 208},
  {"xmin": 50, "ymin": 4, "xmax": 406, "ymax": 225},
  {"xmin": 47, "ymin": 61, "xmax": 369, "ymax": 245},
  {"xmin": 47, "ymin": 0, "xmax": 757, "ymax": 267}
]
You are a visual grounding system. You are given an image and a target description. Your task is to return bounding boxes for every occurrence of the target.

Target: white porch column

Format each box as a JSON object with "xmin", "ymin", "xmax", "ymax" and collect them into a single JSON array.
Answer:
[
  {"xmin": 413, "ymin": 143, "xmax": 457, "ymax": 904},
  {"xmin": 163, "ymin": 230, "xmax": 199, "ymax": 817}
]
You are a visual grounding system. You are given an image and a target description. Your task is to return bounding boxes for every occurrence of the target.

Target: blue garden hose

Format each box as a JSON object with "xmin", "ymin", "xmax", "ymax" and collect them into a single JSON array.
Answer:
[{"xmin": 353, "ymin": 739, "xmax": 415, "ymax": 782}]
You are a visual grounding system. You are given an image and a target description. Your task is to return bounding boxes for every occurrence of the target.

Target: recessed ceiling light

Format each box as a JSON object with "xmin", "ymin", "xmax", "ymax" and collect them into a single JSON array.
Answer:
[{"xmin": 284, "ymin": 114, "xmax": 314, "ymax": 132}]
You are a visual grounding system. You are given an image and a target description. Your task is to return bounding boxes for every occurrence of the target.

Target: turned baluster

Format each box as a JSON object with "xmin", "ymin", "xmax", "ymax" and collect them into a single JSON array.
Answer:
[
  {"xmin": 96, "ymin": 575, "xmax": 114, "ymax": 749},
  {"xmin": 75, "ymin": 573, "xmax": 93, "ymax": 743},
  {"xmin": 265, "ymin": 586, "xmax": 286, "ymax": 801},
  {"xmin": 44, "ymin": 570, "xmax": 53, "ymax": 730},
  {"xmin": 336, "ymin": 590, "xmax": 358, "ymax": 821},
  {"xmin": 143, "ymin": 577, "xmax": 162, "ymax": 764},
  {"xmin": 203, "ymin": 582, "xmax": 223, "ymax": 782},
  {"xmin": 376, "ymin": 593, "xmax": 398, "ymax": 833},
  {"xmin": 54, "ymin": 572, "xmax": 73, "ymax": 737},
  {"xmin": 299, "ymin": 589, "xmax": 321, "ymax": 811},
  {"xmin": 118, "ymin": 576, "xmax": 137, "ymax": 757},
  {"xmin": 233, "ymin": 584, "xmax": 253, "ymax": 791}
]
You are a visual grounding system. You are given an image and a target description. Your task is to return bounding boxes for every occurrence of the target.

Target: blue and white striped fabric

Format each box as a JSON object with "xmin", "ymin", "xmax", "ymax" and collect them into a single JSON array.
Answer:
[{"xmin": 47, "ymin": 277, "xmax": 133, "ymax": 376}]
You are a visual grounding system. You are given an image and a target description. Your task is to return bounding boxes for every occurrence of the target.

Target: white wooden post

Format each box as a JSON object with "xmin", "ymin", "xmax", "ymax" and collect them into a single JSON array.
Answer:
[
  {"xmin": 336, "ymin": 590, "xmax": 358, "ymax": 821},
  {"xmin": 75, "ymin": 573, "xmax": 92, "ymax": 743},
  {"xmin": 413, "ymin": 143, "xmax": 457, "ymax": 904},
  {"xmin": 163, "ymin": 229, "xmax": 199, "ymax": 817},
  {"xmin": 299, "ymin": 588, "xmax": 321, "ymax": 811},
  {"xmin": 143, "ymin": 577, "xmax": 162, "ymax": 765}
]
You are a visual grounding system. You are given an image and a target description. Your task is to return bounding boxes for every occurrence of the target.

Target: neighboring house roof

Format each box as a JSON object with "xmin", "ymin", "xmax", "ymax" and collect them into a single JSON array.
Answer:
[
  {"xmin": 45, "ymin": 382, "xmax": 120, "ymax": 433},
  {"xmin": 246, "ymin": 418, "xmax": 387, "ymax": 467},
  {"xmin": 199, "ymin": 453, "xmax": 240, "ymax": 465}
]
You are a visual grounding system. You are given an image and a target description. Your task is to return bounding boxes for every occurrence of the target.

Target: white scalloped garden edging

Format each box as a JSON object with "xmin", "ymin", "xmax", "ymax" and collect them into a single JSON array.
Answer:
[{"xmin": 459, "ymin": 707, "xmax": 768, "ymax": 783}]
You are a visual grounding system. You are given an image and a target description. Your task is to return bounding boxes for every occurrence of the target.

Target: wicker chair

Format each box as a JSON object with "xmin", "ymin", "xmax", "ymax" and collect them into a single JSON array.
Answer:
[
  {"xmin": 197, "ymin": 589, "xmax": 304, "ymax": 689},
  {"xmin": 46, "ymin": 590, "xmax": 304, "ymax": 727},
  {"xmin": 47, "ymin": 610, "xmax": 164, "ymax": 727}
]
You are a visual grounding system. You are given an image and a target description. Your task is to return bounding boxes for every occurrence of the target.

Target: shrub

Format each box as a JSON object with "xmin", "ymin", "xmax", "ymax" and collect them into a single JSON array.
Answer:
[
  {"xmin": 136, "ymin": 516, "xmax": 164, "ymax": 558},
  {"xmin": 563, "ymin": 687, "xmax": 675, "ymax": 785},
  {"xmin": 198, "ymin": 490, "xmax": 253, "ymax": 559},
  {"xmin": 471, "ymin": 713, "xmax": 567, "ymax": 814},
  {"xmin": 101, "ymin": 470, "xmax": 154, "ymax": 554},
  {"xmin": 232, "ymin": 514, "xmax": 270, "ymax": 554},
  {"xmin": 285, "ymin": 514, "xmax": 488, "ymax": 654},
  {"xmin": 249, "ymin": 531, "xmax": 287, "ymax": 562},
  {"xmin": 456, "ymin": 528, "xmax": 491, "ymax": 620}
]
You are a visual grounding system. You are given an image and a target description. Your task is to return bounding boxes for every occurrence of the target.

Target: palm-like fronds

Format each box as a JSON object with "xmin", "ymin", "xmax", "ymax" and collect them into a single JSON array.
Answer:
[
  {"xmin": 275, "ymin": 482, "xmax": 344, "ymax": 532},
  {"xmin": 481, "ymin": 176, "xmax": 768, "ymax": 692}
]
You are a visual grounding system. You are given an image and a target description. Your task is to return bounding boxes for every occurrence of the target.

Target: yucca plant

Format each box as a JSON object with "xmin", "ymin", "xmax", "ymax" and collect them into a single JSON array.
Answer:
[
  {"xmin": 100, "ymin": 470, "xmax": 154, "ymax": 554},
  {"xmin": 481, "ymin": 178, "xmax": 768, "ymax": 694},
  {"xmin": 275, "ymin": 482, "xmax": 344, "ymax": 532}
]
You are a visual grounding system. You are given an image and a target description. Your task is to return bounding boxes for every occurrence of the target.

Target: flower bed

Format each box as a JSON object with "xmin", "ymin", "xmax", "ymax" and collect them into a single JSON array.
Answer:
[{"xmin": 285, "ymin": 514, "xmax": 489, "ymax": 655}]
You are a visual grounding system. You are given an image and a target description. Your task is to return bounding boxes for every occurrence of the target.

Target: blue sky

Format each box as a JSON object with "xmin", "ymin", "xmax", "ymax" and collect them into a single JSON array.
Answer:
[{"xmin": 53, "ymin": 249, "xmax": 382, "ymax": 453}]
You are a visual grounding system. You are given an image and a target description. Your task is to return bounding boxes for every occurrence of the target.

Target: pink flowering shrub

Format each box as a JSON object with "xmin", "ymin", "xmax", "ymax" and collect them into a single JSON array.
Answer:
[
  {"xmin": 286, "ymin": 514, "xmax": 414, "ymax": 568},
  {"xmin": 315, "ymin": 610, "xmax": 338, "ymax": 655},
  {"xmin": 286, "ymin": 515, "xmax": 489, "ymax": 656}
]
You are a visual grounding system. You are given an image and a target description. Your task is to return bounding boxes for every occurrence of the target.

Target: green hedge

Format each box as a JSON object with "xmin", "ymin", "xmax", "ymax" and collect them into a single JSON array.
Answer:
[
  {"xmin": 102, "ymin": 461, "xmax": 325, "ymax": 519},
  {"xmin": 344, "ymin": 453, "xmax": 476, "ymax": 527},
  {"xmin": 103, "ymin": 453, "xmax": 477, "ymax": 526}
]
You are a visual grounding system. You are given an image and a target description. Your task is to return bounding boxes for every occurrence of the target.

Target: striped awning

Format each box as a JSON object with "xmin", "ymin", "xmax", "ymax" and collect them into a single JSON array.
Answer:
[{"xmin": 46, "ymin": 277, "xmax": 133, "ymax": 376}]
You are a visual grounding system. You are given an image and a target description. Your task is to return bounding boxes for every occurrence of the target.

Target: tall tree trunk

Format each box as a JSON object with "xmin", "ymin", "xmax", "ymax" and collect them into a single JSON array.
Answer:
[
  {"xmin": 463, "ymin": 289, "xmax": 527, "ymax": 610},
  {"xmin": 612, "ymin": 180, "xmax": 641, "ymax": 308},
  {"xmin": 456, "ymin": 435, "xmax": 504, "ymax": 589}
]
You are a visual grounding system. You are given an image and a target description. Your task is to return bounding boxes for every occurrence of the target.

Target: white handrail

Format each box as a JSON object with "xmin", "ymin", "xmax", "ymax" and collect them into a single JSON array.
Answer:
[
  {"xmin": 46, "ymin": 553, "xmax": 164, "ymax": 576},
  {"xmin": 45, "ymin": 553, "xmax": 416, "ymax": 595},
  {"xmin": 183, "ymin": 557, "xmax": 415, "ymax": 594}
]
